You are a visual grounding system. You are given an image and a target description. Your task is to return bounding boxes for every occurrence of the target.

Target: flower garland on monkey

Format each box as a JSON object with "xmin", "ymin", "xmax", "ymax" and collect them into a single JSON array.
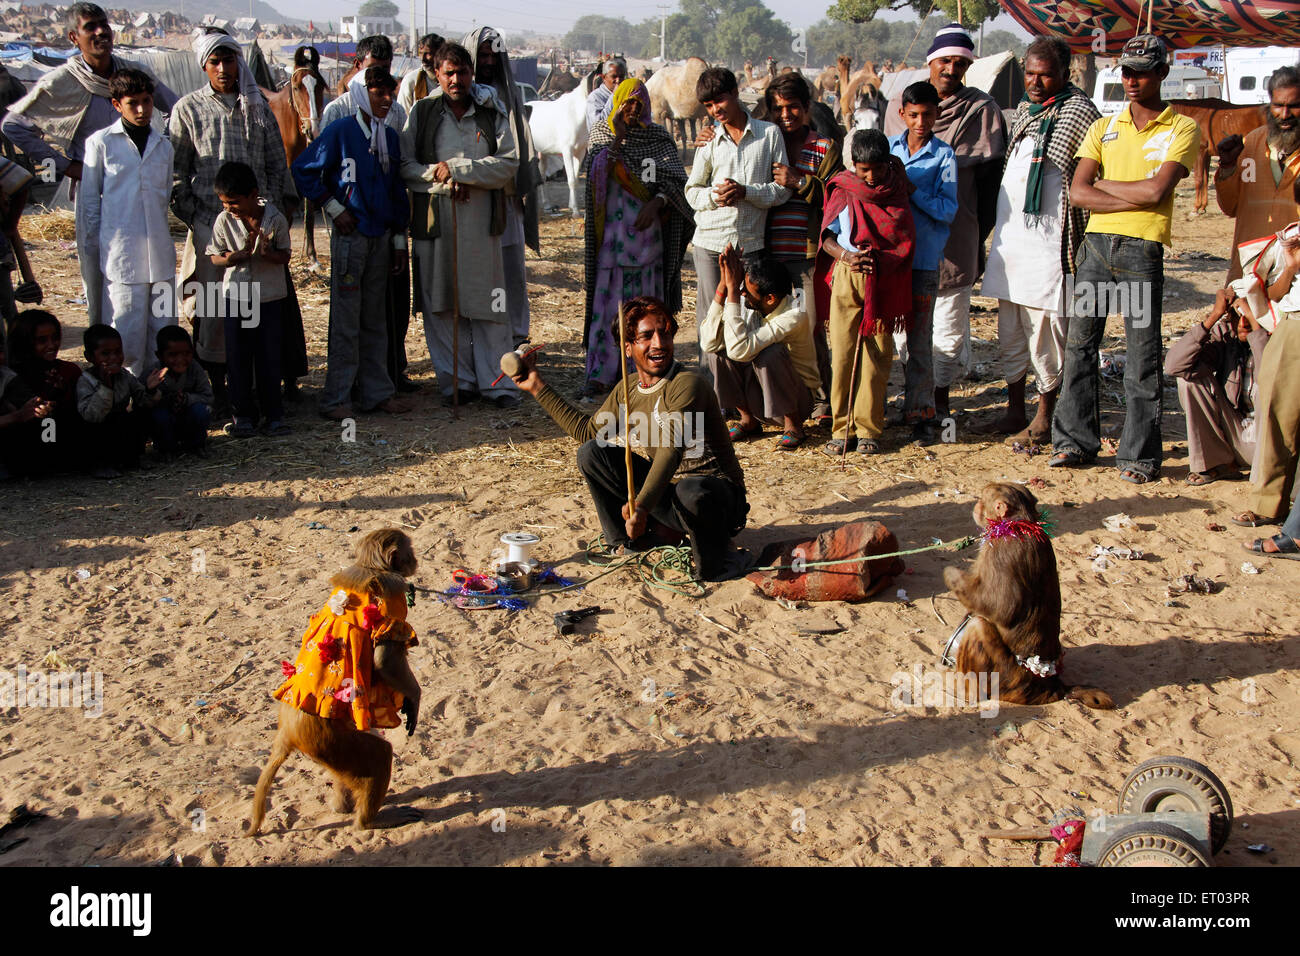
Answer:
[
  {"xmin": 980, "ymin": 507, "xmax": 1058, "ymax": 678},
  {"xmin": 273, "ymin": 567, "xmax": 418, "ymax": 731}
]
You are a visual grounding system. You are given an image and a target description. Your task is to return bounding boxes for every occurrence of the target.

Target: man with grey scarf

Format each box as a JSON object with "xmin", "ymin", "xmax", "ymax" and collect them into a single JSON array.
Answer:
[
  {"xmin": 982, "ymin": 36, "xmax": 1100, "ymax": 444},
  {"xmin": 463, "ymin": 27, "xmax": 542, "ymax": 347}
]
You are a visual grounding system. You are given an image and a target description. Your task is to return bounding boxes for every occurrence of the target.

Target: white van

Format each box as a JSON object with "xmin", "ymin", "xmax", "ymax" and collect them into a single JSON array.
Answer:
[
  {"xmin": 1223, "ymin": 47, "xmax": 1300, "ymax": 105},
  {"xmin": 1092, "ymin": 66, "xmax": 1222, "ymax": 115}
]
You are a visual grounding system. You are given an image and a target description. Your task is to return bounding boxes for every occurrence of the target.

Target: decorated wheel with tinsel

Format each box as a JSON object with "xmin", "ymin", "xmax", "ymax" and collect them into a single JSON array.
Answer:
[
  {"xmin": 1117, "ymin": 756, "xmax": 1233, "ymax": 854},
  {"xmin": 1097, "ymin": 822, "xmax": 1212, "ymax": 867}
]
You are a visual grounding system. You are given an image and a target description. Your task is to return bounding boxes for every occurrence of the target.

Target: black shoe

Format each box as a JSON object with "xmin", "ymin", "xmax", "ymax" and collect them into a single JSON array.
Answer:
[
  {"xmin": 283, "ymin": 380, "xmax": 302, "ymax": 403},
  {"xmin": 912, "ymin": 421, "xmax": 941, "ymax": 446},
  {"xmin": 395, "ymin": 376, "xmax": 421, "ymax": 393},
  {"xmin": 492, "ymin": 393, "xmax": 521, "ymax": 409}
]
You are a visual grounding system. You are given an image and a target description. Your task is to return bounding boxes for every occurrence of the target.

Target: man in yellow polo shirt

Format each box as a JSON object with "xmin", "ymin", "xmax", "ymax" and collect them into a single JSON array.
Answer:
[{"xmin": 1051, "ymin": 34, "xmax": 1201, "ymax": 483}]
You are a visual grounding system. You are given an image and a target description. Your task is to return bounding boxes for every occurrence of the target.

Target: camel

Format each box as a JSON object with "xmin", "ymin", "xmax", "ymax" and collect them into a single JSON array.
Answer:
[
  {"xmin": 740, "ymin": 57, "xmax": 778, "ymax": 95},
  {"xmin": 1169, "ymin": 99, "xmax": 1268, "ymax": 214},
  {"xmin": 837, "ymin": 56, "xmax": 887, "ymax": 134},
  {"xmin": 538, "ymin": 64, "xmax": 581, "ymax": 97},
  {"xmin": 263, "ymin": 47, "xmax": 326, "ymax": 268},
  {"xmin": 646, "ymin": 56, "xmax": 708, "ymax": 147},
  {"xmin": 815, "ymin": 64, "xmax": 839, "ymax": 106}
]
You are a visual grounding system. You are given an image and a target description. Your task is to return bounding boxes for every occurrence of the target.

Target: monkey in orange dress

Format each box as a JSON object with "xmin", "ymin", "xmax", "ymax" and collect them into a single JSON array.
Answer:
[{"xmin": 249, "ymin": 529, "xmax": 424, "ymax": 833}]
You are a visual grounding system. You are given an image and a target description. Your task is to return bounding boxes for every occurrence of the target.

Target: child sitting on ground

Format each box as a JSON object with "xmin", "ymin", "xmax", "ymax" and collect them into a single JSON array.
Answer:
[
  {"xmin": 4, "ymin": 310, "xmax": 84, "ymax": 474},
  {"xmin": 818, "ymin": 129, "xmax": 916, "ymax": 457},
  {"xmin": 144, "ymin": 325, "xmax": 213, "ymax": 457},
  {"xmin": 0, "ymin": 337, "xmax": 54, "ymax": 479},
  {"xmin": 76, "ymin": 324, "xmax": 155, "ymax": 478},
  {"xmin": 206, "ymin": 161, "xmax": 293, "ymax": 438}
]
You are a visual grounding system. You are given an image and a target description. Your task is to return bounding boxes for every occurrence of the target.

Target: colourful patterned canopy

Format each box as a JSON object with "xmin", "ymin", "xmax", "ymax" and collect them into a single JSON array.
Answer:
[{"xmin": 999, "ymin": 0, "xmax": 1300, "ymax": 52}]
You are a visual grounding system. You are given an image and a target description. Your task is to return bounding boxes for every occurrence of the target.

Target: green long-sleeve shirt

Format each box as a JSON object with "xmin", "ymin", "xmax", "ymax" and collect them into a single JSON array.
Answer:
[{"xmin": 535, "ymin": 362, "xmax": 746, "ymax": 512}]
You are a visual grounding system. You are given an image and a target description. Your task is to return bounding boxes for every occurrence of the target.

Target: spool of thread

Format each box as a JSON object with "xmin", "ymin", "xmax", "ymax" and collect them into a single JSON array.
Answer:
[
  {"xmin": 500, "ymin": 532, "xmax": 541, "ymax": 568},
  {"xmin": 497, "ymin": 561, "xmax": 534, "ymax": 592}
]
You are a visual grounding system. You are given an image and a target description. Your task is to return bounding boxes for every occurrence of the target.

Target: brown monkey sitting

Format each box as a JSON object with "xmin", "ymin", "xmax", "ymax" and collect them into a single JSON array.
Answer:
[
  {"xmin": 943, "ymin": 483, "xmax": 1113, "ymax": 709},
  {"xmin": 248, "ymin": 529, "xmax": 424, "ymax": 834}
]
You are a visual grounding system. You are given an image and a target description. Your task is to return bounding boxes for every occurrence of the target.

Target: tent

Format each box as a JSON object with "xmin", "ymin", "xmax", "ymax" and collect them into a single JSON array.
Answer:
[
  {"xmin": 119, "ymin": 41, "xmax": 277, "ymax": 98},
  {"xmin": 999, "ymin": 0, "xmax": 1300, "ymax": 50},
  {"xmin": 881, "ymin": 50, "xmax": 1025, "ymax": 110}
]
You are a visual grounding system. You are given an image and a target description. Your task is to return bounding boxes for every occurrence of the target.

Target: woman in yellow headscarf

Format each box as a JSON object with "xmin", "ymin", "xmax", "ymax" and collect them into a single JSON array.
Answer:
[{"xmin": 580, "ymin": 77, "xmax": 694, "ymax": 399}]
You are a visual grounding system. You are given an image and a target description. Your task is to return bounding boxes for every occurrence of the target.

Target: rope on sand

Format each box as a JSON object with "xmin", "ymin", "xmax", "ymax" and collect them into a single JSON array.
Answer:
[{"xmin": 415, "ymin": 535, "xmax": 977, "ymax": 605}]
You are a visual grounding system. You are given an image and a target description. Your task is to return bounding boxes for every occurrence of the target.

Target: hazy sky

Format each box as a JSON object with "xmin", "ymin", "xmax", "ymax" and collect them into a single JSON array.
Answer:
[{"xmin": 275, "ymin": 0, "xmax": 1030, "ymax": 43}]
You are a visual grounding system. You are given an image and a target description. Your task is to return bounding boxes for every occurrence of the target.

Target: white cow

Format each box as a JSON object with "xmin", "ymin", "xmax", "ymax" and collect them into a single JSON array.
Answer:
[{"xmin": 528, "ymin": 84, "xmax": 589, "ymax": 214}]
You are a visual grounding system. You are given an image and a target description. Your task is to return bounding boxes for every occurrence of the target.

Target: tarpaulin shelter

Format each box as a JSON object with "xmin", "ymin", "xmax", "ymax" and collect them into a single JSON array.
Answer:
[
  {"xmin": 999, "ymin": 0, "xmax": 1300, "ymax": 50},
  {"xmin": 881, "ymin": 50, "xmax": 1024, "ymax": 109}
]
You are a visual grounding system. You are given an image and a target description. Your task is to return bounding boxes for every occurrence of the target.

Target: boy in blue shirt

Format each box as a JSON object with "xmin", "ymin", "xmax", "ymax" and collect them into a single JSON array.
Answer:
[
  {"xmin": 889, "ymin": 81, "xmax": 958, "ymax": 444},
  {"xmin": 293, "ymin": 67, "xmax": 412, "ymax": 420}
]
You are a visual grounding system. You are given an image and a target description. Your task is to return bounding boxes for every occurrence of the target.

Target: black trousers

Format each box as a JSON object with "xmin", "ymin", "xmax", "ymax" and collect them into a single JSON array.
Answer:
[{"xmin": 576, "ymin": 439, "xmax": 746, "ymax": 580}]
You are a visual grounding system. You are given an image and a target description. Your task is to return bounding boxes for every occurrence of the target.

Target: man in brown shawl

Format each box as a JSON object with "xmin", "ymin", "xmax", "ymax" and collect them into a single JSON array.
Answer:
[{"xmin": 885, "ymin": 22, "xmax": 1006, "ymax": 420}]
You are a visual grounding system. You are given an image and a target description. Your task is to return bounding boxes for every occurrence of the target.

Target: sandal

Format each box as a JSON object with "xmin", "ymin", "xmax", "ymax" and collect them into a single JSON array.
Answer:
[
  {"xmin": 1119, "ymin": 467, "xmax": 1157, "ymax": 484},
  {"xmin": 1243, "ymin": 534, "xmax": 1300, "ymax": 559},
  {"xmin": 1186, "ymin": 465, "xmax": 1241, "ymax": 486},
  {"xmin": 728, "ymin": 422, "xmax": 762, "ymax": 441},
  {"xmin": 857, "ymin": 439, "xmax": 880, "ymax": 455},
  {"xmin": 1231, "ymin": 512, "xmax": 1276, "ymax": 529},
  {"xmin": 1048, "ymin": 449, "xmax": 1087, "ymax": 468},
  {"xmin": 776, "ymin": 432, "xmax": 805, "ymax": 450},
  {"xmin": 823, "ymin": 437, "xmax": 856, "ymax": 456}
]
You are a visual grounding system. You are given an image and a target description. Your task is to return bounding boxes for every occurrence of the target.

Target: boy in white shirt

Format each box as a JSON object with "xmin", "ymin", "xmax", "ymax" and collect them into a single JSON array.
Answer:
[{"xmin": 76, "ymin": 68, "xmax": 176, "ymax": 377}]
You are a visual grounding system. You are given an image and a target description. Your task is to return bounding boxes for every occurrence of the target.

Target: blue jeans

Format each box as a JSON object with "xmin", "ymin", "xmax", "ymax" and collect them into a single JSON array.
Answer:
[
  {"xmin": 1052, "ymin": 233, "xmax": 1164, "ymax": 475},
  {"xmin": 150, "ymin": 402, "xmax": 211, "ymax": 453}
]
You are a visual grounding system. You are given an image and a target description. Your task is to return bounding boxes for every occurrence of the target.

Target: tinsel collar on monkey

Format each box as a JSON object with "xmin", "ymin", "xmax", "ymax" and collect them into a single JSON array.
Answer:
[{"xmin": 982, "ymin": 508, "xmax": 1055, "ymax": 545}]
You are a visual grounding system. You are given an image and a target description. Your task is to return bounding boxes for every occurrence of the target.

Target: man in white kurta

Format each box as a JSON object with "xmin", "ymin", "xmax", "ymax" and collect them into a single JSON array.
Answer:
[
  {"xmin": 982, "ymin": 39, "xmax": 1099, "ymax": 443},
  {"xmin": 77, "ymin": 82, "xmax": 175, "ymax": 377},
  {"xmin": 401, "ymin": 45, "xmax": 519, "ymax": 406}
]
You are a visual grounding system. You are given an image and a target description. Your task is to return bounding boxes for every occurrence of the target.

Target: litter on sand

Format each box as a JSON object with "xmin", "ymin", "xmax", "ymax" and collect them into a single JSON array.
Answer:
[
  {"xmin": 1241, "ymin": 562, "xmax": 1261, "ymax": 575},
  {"xmin": 1102, "ymin": 513, "xmax": 1136, "ymax": 533},
  {"xmin": 1166, "ymin": 574, "xmax": 1221, "ymax": 597}
]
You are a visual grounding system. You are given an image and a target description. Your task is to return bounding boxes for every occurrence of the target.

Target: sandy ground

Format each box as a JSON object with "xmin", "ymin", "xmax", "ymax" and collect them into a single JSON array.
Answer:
[{"xmin": 0, "ymin": 178, "xmax": 1296, "ymax": 867}]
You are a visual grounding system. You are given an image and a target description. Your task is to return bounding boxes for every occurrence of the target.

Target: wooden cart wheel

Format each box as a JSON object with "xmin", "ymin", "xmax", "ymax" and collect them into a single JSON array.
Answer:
[
  {"xmin": 1097, "ymin": 822, "xmax": 1212, "ymax": 867},
  {"xmin": 1118, "ymin": 756, "xmax": 1233, "ymax": 855}
]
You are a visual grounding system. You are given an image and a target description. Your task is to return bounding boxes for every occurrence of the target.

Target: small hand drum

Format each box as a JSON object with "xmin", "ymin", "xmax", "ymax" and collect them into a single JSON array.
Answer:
[{"xmin": 940, "ymin": 614, "xmax": 974, "ymax": 668}]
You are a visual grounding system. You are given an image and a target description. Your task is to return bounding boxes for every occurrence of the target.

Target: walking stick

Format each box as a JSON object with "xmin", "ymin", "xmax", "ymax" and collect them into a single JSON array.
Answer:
[
  {"xmin": 449, "ymin": 187, "xmax": 461, "ymax": 420},
  {"xmin": 841, "ymin": 326, "xmax": 864, "ymax": 472},
  {"xmin": 618, "ymin": 301, "xmax": 637, "ymax": 518}
]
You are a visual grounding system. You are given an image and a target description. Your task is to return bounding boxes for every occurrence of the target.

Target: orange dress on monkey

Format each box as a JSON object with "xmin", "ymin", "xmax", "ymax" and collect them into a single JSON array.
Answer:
[{"xmin": 273, "ymin": 576, "xmax": 417, "ymax": 731}]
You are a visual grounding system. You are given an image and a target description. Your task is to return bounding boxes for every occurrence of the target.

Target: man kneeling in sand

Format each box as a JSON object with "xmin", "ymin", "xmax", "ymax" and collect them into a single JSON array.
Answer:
[{"xmin": 509, "ymin": 295, "xmax": 750, "ymax": 580}]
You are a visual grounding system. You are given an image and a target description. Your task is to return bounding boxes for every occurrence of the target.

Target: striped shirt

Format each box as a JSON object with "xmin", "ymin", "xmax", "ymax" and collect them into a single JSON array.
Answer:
[
  {"xmin": 684, "ymin": 112, "xmax": 791, "ymax": 254},
  {"xmin": 767, "ymin": 131, "xmax": 833, "ymax": 261}
]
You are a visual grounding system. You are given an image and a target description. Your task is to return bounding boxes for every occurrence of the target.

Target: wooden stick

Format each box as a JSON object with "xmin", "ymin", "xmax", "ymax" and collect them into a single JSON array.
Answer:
[
  {"xmin": 978, "ymin": 828, "xmax": 1056, "ymax": 842},
  {"xmin": 618, "ymin": 301, "xmax": 636, "ymax": 514},
  {"xmin": 450, "ymin": 189, "xmax": 461, "ymax": 420},
  {"xmin": 841, "ymin": 326, "xmax": 864, "ymax": 471}
]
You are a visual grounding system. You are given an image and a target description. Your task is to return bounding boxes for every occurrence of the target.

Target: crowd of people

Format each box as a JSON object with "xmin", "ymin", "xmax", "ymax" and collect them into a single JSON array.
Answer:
[{"xmin": 2, "ymin": 7, "xmax": 1300, "ymax": 565}]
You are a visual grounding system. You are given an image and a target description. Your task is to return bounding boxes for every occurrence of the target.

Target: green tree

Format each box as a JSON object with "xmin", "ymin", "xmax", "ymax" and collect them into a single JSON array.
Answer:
[
  {"xmin": 713, "ymin": 3, "xmax": 793, "ymax": 67},
  {"xmin": 563, "ymin": 15, "xmax": 637, "ymax": 54},
  {"xmin": 828, "ymin": 0, "xmax": 1001, "ymax": 30},
  {"xmin": 358, "ymin": 0, "xmax": 399, "ymax": 18}
]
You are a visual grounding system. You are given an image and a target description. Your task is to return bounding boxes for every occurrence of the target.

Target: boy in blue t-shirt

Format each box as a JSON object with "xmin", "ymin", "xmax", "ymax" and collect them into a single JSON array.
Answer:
[{"xmin": 889, "ymin": 81, "xmax": 958, "ymax": 445}]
